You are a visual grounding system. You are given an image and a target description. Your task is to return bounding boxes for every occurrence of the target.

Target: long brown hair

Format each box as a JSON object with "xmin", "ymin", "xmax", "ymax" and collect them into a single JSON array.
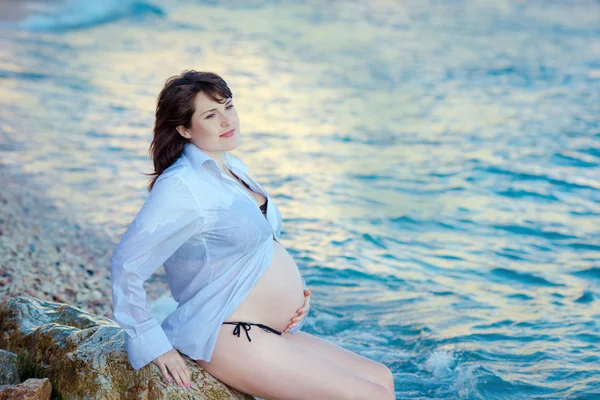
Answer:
[{"xmin": 145, "ymin": 70, "xmax": 233, "ymax": 191}]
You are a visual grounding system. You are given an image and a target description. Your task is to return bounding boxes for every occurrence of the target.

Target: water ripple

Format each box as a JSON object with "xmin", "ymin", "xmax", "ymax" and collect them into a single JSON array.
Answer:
[
  {"xmin": 1, "ymin": 0, "xmax": 599, "ymax": 397},
  {"xmin": 490, "ymin": 268, "xmax": 563, "ymax": 287}
]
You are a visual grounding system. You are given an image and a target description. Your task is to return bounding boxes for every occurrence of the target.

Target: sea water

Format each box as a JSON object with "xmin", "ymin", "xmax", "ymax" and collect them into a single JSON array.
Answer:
[{"xmin": 0, "ymin": 0, "xmax": 599, "ymax": 398}]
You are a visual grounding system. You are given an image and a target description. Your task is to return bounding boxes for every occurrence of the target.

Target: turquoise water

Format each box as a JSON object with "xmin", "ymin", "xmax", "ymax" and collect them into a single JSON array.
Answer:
[{"xmin": 1, "ymin": 0, "xmax": 599, "ymax": 398}]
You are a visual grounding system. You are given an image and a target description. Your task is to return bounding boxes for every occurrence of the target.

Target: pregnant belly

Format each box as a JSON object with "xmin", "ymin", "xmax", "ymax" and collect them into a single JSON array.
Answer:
[{"xmin": 224, "ymin": 239, "xmax": 306, "ymax": 332}]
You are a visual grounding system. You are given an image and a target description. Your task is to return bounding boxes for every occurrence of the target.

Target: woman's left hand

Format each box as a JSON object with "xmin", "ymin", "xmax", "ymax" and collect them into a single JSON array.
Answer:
[{"xmin": 283, "ymin": 289, "xmax": 311, "ymax": 333}]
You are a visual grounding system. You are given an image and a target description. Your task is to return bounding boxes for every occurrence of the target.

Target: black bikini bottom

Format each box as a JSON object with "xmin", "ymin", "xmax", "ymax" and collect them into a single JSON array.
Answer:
[{"xmin": 222, "ymin": 321, "xmax": 283, "ymax": 342}]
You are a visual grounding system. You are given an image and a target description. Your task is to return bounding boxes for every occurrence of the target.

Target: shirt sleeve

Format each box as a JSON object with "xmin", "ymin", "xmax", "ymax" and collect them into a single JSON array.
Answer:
[{"xmin": 110, "ymin": 174, "xmax": 204, "ymax": 371}]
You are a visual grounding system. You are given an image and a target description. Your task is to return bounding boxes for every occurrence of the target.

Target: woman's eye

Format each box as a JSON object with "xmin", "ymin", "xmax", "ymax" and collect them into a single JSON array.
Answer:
[{"xmin": 205, "ymin": 105, "xmax": 233, "ymax": 119}]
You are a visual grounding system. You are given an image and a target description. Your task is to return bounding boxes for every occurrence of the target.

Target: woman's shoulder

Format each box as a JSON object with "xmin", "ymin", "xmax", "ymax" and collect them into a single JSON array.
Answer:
[
  {"xmin": 159, "ymin": 153, "xmax": 189, "ymax": 177},
  {"xmin": 151, "ymin": 159, "xmax": 200, "ymax": 202},
  {"xmin": 152, "ymin": 156, "xmax": 220, "ymax": 210},
  {"xmin": 156, "ymin": 155, "xmax": 203, "ymax": 187}
]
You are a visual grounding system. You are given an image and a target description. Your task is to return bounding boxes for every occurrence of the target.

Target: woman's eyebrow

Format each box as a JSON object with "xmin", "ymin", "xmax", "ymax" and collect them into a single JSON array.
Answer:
[{"xmin": 199, "ymin": 99, "xmax": 233, "ymax": 116}]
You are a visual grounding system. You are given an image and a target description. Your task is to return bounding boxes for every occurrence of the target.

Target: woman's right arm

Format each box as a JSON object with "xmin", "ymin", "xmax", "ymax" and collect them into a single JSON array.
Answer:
[{"xmin": 110, "ymin": 174, "xmax": 203, "ymax": 379}]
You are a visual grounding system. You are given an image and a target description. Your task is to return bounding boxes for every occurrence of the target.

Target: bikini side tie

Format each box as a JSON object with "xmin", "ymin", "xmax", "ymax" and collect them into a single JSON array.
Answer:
[
  {"xmin": 222, "ymin": 321, "xmax": 283, "ymax": 341},
  {"xmin": 229, "ymin": 322, "xmax": 253, "ymax": 341}
]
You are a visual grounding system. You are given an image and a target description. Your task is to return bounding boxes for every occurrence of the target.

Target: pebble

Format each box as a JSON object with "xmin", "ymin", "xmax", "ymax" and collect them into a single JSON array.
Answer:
[{"xmin": 0, "ymin": 167, "xmax": 166, "ymax": 319}]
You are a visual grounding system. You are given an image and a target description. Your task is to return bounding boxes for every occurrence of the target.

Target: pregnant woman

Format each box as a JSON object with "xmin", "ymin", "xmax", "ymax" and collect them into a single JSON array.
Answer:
[{"xmin": 110, "ymin": 70, "xmax": 394, "ymax": 400}]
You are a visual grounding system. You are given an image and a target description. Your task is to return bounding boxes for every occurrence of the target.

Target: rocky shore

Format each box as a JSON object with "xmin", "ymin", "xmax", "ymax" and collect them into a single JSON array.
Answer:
[
  {"xmin": 0, "ymin": 165, "xmax": 170, "ymax": 318},
  {"xmin": 0, "ymin": 295, "xmax": 252, "ymax": 399},
  {"xmin": 0, "ymin": 167, "xmax": 250, "ymax": 399}
]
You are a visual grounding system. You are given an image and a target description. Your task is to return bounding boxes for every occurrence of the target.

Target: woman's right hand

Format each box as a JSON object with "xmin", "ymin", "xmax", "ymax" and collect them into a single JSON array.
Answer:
[{"xmin": 151, "ymin": 348, "xmax": 192, "ymax": 389}]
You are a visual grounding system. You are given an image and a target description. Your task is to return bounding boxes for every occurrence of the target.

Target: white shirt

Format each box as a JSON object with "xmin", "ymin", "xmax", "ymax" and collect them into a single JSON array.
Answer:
[{"xmin": 110, "ymin": 142, "xmax": 309, "ymax": 371}]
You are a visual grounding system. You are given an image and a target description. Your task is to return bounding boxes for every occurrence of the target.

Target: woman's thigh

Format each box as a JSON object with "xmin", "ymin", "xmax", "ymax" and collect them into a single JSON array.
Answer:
[
  {"xmin": 195, "ymin": 325, "xmax": 392, "ymax": 400},
  {"xmin": 283, "ymin": 331, "xmax": 395, "ymax": 393}
]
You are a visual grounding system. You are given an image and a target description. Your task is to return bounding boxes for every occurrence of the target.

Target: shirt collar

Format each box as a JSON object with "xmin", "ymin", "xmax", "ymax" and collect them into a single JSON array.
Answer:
[{"xmin": 183, "ymin": 142, "xmax": 248, "ymax": 175}]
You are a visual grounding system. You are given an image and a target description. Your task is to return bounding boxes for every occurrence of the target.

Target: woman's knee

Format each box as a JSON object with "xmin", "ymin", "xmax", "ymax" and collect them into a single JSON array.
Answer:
[
  {"xmin": 377, "ymin": 363, "xmax": 395, "ymax": 393},
  {"xmin": 362, "ymin": 359, "xmax": 394, "ymax": 393}
]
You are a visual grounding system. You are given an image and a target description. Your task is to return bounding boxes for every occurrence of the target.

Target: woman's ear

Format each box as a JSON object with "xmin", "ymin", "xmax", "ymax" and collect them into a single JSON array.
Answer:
[{"xmin": 176, "ymin": 125, "xmax": 191, "ymax": 139}]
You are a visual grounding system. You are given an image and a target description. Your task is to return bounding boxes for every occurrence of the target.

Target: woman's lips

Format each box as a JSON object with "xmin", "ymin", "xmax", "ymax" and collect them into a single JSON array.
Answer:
[{"xmin": 220, "ymin": 129, "xmax": 235, "ymax": 137}]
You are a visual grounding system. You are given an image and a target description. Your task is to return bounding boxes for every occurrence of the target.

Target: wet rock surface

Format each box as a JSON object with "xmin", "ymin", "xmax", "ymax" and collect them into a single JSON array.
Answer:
[
  {"xmin": 0, "ymin": 295, "xmax": 253, "ymax": 400},
  {"xmin": 0, "ymin": 377, "xmax": 52, "ymax": 400}
]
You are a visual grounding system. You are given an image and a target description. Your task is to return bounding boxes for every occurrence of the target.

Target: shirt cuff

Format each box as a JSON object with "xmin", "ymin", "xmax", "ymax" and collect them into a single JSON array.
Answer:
[{"xmin": 125, "ymin": 323, "xmax": 174, "ymax": 371}]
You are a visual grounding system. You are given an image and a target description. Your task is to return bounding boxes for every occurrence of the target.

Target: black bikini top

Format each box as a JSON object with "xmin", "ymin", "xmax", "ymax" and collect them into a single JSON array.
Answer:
[{"xmin": 236, "ymin": 174, "xmax": 268, "ymax": 216}]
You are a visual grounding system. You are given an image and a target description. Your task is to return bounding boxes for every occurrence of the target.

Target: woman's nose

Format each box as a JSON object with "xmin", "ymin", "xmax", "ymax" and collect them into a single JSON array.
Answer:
[{"xmin": 221, "ymin": 115, "xmax": 233, "ymax": 126}]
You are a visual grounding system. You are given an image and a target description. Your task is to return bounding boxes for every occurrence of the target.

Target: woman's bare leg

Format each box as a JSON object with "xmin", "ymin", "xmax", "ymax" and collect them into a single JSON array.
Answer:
[
  {"xmin": 195, "ymin": 325, "xmax": 394, "ymax": 400},
  {"xmin": 283, "ymin": 331, "xmax": 395, "ymax": 395}
]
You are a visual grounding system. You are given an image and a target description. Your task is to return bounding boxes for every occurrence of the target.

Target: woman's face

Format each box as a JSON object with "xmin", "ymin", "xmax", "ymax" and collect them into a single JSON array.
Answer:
[{"xmin": 176, "ymin": 91, "xmax": 240, "ymax": 155}]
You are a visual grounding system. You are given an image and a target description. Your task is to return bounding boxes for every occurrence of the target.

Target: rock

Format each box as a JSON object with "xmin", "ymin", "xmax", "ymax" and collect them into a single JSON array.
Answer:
[
  {"xmin": 0, "ymin": 296, "xmax": 254, "ymax": 400},
  {"xmin": 0, "ymin": 378, "xmax": 52, "ymax": 400},
  {"xmin": 0, "ymin": 349, "xmax": 19, "ymax": 385}
]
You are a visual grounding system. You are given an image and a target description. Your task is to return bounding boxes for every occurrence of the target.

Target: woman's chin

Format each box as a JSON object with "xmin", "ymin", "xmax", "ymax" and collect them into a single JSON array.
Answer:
[{"xmin": 220, "ymin": 135, "xmax": 239, "ymax": 150}]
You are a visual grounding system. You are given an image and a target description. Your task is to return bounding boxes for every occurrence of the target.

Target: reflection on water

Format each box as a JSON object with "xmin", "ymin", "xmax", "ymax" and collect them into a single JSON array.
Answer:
[{"xmin": 1, "ymin": 0, "xmax": 599, "ymax": 398}]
